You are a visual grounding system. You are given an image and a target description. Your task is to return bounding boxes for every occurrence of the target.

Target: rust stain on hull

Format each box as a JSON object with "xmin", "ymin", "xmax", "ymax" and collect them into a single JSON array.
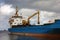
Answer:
[{"xmin": 10, "ymin": 33, "xmax": 60, "ymax": 39}]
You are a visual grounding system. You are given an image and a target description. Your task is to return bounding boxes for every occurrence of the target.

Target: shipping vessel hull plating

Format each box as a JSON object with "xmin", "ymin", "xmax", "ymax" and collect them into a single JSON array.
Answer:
[{"xmin": 8, "ymin": 20, "xmax": 60, "ymax": 38}]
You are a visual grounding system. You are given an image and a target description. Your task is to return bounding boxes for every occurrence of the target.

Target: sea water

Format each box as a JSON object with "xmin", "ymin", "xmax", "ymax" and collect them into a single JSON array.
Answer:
[{"xmin": 0, "ymin": 31, "xmax": 53, "ymax": 40}]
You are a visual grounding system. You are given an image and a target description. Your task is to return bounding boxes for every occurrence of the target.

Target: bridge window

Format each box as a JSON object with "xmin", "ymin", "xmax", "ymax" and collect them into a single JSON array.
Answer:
[{"xmin": 14, "ymin": 23, "xmax": 16, "ymax": 24}]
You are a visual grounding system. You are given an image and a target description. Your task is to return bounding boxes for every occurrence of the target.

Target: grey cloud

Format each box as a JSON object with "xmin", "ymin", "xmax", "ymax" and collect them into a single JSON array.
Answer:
[
  {"xmin": 3, "ymin": 0, "xmax": 33, "ymax": 8},
  {"xmin": 2, "ymin": 0, "xmax": 60, "ymax": 13},
  {"xmin": 1, "ymin": 0, "xmax": 42, "ymax": 8},
  {"xmin": 31, "ymin": 0, "xmax": 60, "ymax": 13}
]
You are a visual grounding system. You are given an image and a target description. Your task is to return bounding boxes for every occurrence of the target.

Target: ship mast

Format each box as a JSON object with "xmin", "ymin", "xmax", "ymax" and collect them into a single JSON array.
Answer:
[{"xmin": 15, "ymin": 6, "xmax": 19, "ymax": 16}]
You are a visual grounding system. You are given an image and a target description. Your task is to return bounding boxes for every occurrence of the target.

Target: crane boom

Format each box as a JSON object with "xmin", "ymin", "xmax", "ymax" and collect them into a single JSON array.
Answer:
[{"xmin": 27, "ymin": 10, "xmax": 40, "ymax": 25}]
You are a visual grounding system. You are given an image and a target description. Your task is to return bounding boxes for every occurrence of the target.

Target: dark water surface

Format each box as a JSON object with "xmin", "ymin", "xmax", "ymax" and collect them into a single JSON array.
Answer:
[{"xmin": 0, "ymin": 31, "xmax": 59, "ymax": 40}]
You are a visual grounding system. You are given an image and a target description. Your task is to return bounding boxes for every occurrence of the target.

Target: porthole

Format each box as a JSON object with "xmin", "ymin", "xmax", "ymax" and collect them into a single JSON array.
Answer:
[
  {"xmin": 16, "ymin": 20, "xmax": 18, "ymax": 21},
  {"xmin": 14, "ymin": 23, "xmax": 16, "ymax": 24}
]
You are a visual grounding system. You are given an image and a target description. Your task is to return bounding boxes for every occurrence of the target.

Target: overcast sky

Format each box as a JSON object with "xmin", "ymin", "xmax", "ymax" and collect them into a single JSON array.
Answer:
[
  {"xmin": 0, "ymin": 0, "xmax": 60, "ymax": 30},
  {"xmin": 0, "ymin": 0, "xmax": 60, "ymax": 13}
]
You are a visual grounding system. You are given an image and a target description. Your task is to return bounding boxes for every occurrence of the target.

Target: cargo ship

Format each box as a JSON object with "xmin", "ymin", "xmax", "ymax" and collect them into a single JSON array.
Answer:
[{"xmin": 8, "ymin": 7, "xmax": 60, "ymax": 38}]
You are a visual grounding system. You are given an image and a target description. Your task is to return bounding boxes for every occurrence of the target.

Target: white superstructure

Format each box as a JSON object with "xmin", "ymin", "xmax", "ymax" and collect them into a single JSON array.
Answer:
[{"xmin": 9, "ymin": 7, "xmax": 23, "ymax": 26}]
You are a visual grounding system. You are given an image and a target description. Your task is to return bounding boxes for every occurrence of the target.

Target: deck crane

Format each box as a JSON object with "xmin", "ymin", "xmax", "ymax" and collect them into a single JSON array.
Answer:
[
  {"xmin": 22, "ymin": 10, "xmax": 40, "ymax": 25},
  {"xmin": 27, "ymin": 10, "xmax": 40, "ymax": 25}
]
